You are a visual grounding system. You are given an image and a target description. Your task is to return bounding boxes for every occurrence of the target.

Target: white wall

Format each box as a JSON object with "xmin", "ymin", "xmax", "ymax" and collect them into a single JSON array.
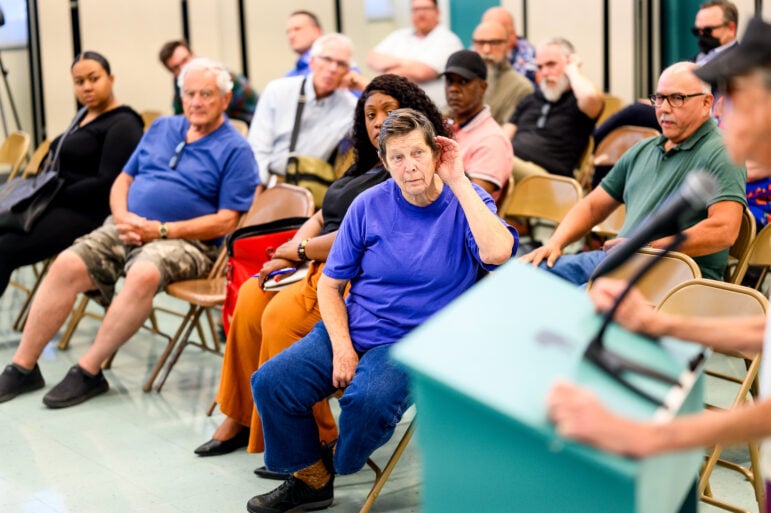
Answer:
[{"xmin": 26, "ymin": 0, "xmax": 771, "ymax": 142}]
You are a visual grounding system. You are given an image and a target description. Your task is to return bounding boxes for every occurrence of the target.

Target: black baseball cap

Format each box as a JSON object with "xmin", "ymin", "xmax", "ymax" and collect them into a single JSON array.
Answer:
[
  {"xmin": 442, "ymin": 50, "xmax": 487, "ymax": 81},
  {"xmin": 694, "ymin": 17, "xmax": 771, "ymax": 86}
]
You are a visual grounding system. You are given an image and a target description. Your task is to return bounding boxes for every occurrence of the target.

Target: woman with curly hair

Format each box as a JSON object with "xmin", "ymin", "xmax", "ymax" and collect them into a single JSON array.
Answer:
[{"xmin": 194, "ymin": 75, "xmax": 450, "ymax": 470}]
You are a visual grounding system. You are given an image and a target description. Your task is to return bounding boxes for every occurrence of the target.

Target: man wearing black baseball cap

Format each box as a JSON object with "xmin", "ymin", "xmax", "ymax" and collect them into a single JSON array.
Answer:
[
  {"xmin": 442, "ymin": 50, "xmax": 513, "ymax": 203},
  {"xmin": 546, "ymin": 17, "xmax": 771, "ymax": 513}
]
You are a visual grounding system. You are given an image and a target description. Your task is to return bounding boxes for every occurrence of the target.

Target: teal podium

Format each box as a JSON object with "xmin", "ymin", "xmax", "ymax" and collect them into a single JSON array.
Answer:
[{"xmin": 391, "ymin": 260, "xmax": 705, "ymax": 513}]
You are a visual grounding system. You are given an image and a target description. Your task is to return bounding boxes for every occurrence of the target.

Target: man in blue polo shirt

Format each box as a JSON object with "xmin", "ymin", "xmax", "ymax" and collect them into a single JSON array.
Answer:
[{"xmin": 0, "ymin": 58, "xmax": 258, "ymax": 408}]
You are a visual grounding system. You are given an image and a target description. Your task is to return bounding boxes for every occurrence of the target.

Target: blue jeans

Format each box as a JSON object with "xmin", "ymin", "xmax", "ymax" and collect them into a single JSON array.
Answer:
[
  {"xmin": 251, "ymin": 321, "xmax": 412, "ymax": 475},
  {"xmin": 538, "ymin": 250, "xmax": 608, "ymax": 286}
]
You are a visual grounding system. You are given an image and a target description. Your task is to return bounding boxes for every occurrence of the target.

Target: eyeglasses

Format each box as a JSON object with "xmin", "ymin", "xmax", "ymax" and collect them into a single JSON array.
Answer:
[
  {"xmin": 648, "ymin": 92, "xmax": 706, "ymax": 108},
  {"xmin": 316, "ymin": 54, "xmax": 349, "ymax": 70},
  {"xmin": 169, "ymin": 141, "xmax": 186, "ymax": 170},
  {"xmin": 472, "ymin": 39, "xmax": 506, "ymax": 47},
  {"xmin": 690, "ymin": 23, "xmax": 728, "ymax": 37},
  {"xmin": 536, "ymin": 103, "xmax": 551, "ymax": 129},
  {"xmin": 182, "ymin": 88, "xmax": 217, "ymax": 101}
]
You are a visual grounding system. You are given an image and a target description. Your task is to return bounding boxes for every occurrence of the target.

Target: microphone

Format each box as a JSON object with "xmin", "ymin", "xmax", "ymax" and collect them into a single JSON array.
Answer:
[{"xmin": 590, "ymin": 170, "xmax": 718, "ymax": 280}]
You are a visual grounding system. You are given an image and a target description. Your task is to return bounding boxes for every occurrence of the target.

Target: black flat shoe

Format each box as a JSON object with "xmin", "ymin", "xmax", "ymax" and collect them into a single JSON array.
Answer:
[
  {"xmin": 194, "ymin": 427, "xmax": 249, "ymax": 456},
  {"xmin": 254, "ymin": 465, "xmax": 290, "ymax": 481}
]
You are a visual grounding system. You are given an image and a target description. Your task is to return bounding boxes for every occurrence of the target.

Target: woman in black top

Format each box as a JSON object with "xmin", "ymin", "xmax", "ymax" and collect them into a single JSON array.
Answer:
[
  {"xmin": 195, "ymin": 75, "xmax": 450, "ymax": 461},
  {"xmin": 0, "ymin": 51, "xmax": 143, "ymax": 294}
]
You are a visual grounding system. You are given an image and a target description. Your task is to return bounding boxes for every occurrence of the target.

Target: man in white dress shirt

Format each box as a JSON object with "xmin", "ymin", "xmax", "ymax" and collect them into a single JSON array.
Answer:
[
  {"xmin": 367, "ymin": 0, "xmax": 462, "ymax": 108},
  {"xmin": 248, "ymin": 33, "xmax": 358, "ymax": 185}
]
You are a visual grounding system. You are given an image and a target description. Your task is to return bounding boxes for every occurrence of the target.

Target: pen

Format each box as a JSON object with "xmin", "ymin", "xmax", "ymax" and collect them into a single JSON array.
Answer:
[{"xmin": 265, "ymin": 267, "xmax": 297, "ymax": 279}]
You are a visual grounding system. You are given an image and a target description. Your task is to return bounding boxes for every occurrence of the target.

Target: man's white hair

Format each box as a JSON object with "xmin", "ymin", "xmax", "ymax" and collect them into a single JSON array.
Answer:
[
  {"xmin": 538, "ymin": 37, "xmax": 575, "ymax": 58},
  {"xmin": 177, "ymin": 57, "xmax": 233, "ymax": 94},
  {"xmin": 310, "ymin": 32, "xmax": 353, "ymax": 63}
]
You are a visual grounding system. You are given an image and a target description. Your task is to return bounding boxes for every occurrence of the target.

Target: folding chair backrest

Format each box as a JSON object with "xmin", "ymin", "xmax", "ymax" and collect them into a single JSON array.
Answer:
[
  {"xmin": 0, "ymin": 131, "xmax": 31, "ymax": 180},
  {"xmin": 229, "ymin": 119, "xmax": 249, "ymax": 138},
  {"xmin": 592, "ymin": 248, "xmax": 701, "ymax": 306},
  {"xmin": 593, "ymin": 125, "xmax": 659, "ymax": 168},
  {"xmin": 22, "ymin": 140, "xmax": 52, "ymax": 178},
  {"xmin": 500, "ymin": 174, "xmax": 583, "ymax": 225},
  {"xmin": 658, "ymin": 279, "xmax": 767, "ymax": 318},
  {"xmin": 731, "ymin": 222, "xmax": 771, "ymax": 287},
  {"xmin": 592, "ymin": 204, "xmax": 626, "ymax": 239},
  {"xmin": 242, "ymin": 183, "xmax": 315, "ymax": 226},
  {"xmin": 597, "ymin": 93, "xmax": 625, "ymax": 126},
  {"xmin": 724, "ymin": 206, "xmax": 757, "ymax": 282},
  {"xmin": 206, "ymin": 183, "xmax": 315, "ymax": 280},
  {"xmin": 140, "ymin": 110, "xmax": 162, "ymax": 131}
]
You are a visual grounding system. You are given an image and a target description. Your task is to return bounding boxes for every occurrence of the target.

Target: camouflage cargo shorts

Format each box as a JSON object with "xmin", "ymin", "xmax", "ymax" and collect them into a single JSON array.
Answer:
[{"xmin": 70, "ymin": 217, "xmax": 220, "ymax": 306}]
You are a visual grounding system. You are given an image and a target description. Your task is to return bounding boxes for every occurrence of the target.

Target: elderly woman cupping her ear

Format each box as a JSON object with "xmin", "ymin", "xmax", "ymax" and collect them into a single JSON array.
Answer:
[{"xmin": 246, "ymin": 108, "xmax": 517, "ymax": 513}]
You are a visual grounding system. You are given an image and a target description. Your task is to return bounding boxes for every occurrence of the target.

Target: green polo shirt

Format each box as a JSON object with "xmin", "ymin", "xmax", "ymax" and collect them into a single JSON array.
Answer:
[{"xmin": 600, "ymin": 118, "xmax": 746, "ymax": 280}]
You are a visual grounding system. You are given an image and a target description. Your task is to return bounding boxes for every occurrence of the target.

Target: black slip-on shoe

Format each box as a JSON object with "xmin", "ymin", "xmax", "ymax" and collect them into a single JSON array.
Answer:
[
  {"xmin": 0, "ymin": 363, "xmax": 45, "ymax": 403},
  {"xmin": 42, "ymin": 365, "xmax": 109, "ymax": 409}
]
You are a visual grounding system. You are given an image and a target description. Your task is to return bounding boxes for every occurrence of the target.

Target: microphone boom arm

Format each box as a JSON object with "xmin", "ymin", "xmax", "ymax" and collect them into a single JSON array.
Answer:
[{"xmin": 584, "ymin": 232, "xmax": 687, "ymax": 407}]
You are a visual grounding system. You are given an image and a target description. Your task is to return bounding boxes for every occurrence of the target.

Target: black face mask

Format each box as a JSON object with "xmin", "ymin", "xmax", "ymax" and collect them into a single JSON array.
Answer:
[{"xmin": 697, "ymin": 34, "xmax": 721, "ymax": 54}]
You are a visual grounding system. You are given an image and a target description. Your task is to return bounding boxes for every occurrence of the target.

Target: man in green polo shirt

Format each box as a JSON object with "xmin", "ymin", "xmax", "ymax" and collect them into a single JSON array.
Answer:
[{"xmin": 521, "ymin": 61, "xmax": 746, "ymax": 282}]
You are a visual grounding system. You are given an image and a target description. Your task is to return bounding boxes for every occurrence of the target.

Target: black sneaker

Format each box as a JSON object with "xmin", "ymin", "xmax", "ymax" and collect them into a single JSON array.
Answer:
[
  {"xmin": 246, "ymin": 475, "xmax": 333, "ymax": 513},
  {"xmin": 42, "ymin": 365, "xmax": 109, "ymax": 409},
  {"xmin": 0, "ymin": 363, "xmax": 45, "ymax": 403}
]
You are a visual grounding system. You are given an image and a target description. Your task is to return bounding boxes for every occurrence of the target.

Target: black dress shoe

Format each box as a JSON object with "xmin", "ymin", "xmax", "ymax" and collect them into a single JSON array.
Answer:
[
  {"xmin": 254, "ymin": 466, "xmax": 290, "ymax": 481},
  {"xmin": 246, "ymin": 475, "xmax": 333, "ymax": 513},
  {"xmin": 194, "ymin": 428, "xmax": 250, "ymax": 456}
]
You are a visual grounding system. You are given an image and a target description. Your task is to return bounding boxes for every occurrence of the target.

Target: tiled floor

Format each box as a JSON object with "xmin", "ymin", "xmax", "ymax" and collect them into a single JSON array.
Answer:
[
  {"xmin": 0, "ymin": 266, "xmax": 761, "ymax": 513},
  {"xmin": 0, "ymin": 267, "xmax": 420, "ymax": 513}
]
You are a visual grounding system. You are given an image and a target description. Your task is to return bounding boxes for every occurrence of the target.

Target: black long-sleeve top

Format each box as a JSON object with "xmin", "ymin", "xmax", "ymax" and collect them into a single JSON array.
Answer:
[{"xmin": 49, "ymin": 106, "xmax": 143, "ymax": 216}]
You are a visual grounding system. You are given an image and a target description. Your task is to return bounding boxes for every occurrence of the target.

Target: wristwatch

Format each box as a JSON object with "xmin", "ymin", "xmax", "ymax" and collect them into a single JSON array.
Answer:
[{"xmin": 159, "ymin": 223, "xmax": 168, "ymax": 239}]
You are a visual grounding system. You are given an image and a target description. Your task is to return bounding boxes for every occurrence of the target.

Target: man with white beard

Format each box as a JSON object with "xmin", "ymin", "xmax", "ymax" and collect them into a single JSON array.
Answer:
[
  {"xmin": 502, "ymin": 37, "xmax": 603, "ymax": 184},
  {"xmin": 471, "ymin": 20, "xmax": 533, "ymax": 125}
]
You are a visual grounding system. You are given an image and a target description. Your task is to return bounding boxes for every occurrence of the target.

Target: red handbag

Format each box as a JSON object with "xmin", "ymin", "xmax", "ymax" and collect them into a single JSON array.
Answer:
[{"xmin": 222, "ymin": 217, "xmax": 307, "ymax": 335}]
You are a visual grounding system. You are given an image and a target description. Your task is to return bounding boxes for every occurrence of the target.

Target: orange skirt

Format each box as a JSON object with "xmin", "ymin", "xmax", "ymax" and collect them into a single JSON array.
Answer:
[{"xmin": 216, "ymin": 261, "xmax": 338, "ymax": 453}]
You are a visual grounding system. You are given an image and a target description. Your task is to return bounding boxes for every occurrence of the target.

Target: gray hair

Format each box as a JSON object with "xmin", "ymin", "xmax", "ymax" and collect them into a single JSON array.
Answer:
[
  {"xmin": 310, "ymin": 32, "xmax": 353, "ymax": 62},
  {"xmin": 177, "ymin": 57, "xmax": 233, "ymax": 94},
  {"xmin": 538, "ymin": 37, "xmax": 575, "ymax": 57},
  {"xmin": 663, "ymin": 61, "xmax": 712, "ymax": 94},
  {"xmin": 378, "ymin": 108, "xmax": 439, "ymax": 161}
]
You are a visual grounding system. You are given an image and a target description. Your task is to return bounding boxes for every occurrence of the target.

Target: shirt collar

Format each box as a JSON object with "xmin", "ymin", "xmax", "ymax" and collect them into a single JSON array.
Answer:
[
  {"xmin": 456, "ymin": 105, "xmax": 490, "ymax": 131},
  {"xmin": 656, "ymin": 117, "xmax": 717, "ymax": 152}
]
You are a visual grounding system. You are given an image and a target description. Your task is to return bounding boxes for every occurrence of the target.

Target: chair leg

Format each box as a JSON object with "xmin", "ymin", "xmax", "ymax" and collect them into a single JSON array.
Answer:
[
  {"xmin": 58, "ymin": 295, "xmax": 90, "ymax": 350},
  {"xmin": 142, "ymin": 304, "xmax": 197, "ymax": 392},
  {"xmin": 13, "ymin": 258, "xmax": 53, "ymax": 332},
  {"xmin": 699, "ymin": 354, "xmax": 764, "ymax": 512},
  {"xmin": 152, "ymin": 305, "xmax": 205, "ymax": 393},
  {"xmin": 206, "ymin": 399, "xmax": 217, "ymax": 417},
  {"xmin": 359, "ymin": 418, "xmax": 416, "ymax": 513}
]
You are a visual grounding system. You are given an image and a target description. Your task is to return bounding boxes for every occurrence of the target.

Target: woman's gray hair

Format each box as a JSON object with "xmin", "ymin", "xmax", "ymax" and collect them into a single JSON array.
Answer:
[
  {"xmin": 378, "ymin": 108, "xmax": 439, "ymax": 161},
  {"xmin": 310, "ymin": 32, "xmax": 353, "ymax": 61},
  {"xmin": 177, "ymin": 57, "xmax": 233, "ymax": 94}
]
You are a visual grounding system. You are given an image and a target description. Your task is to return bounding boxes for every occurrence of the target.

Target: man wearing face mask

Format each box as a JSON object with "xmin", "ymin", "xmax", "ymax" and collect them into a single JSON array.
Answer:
[{"xmin": 693, "ymin": 1, "xmax": 738, "ymax": 65}]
